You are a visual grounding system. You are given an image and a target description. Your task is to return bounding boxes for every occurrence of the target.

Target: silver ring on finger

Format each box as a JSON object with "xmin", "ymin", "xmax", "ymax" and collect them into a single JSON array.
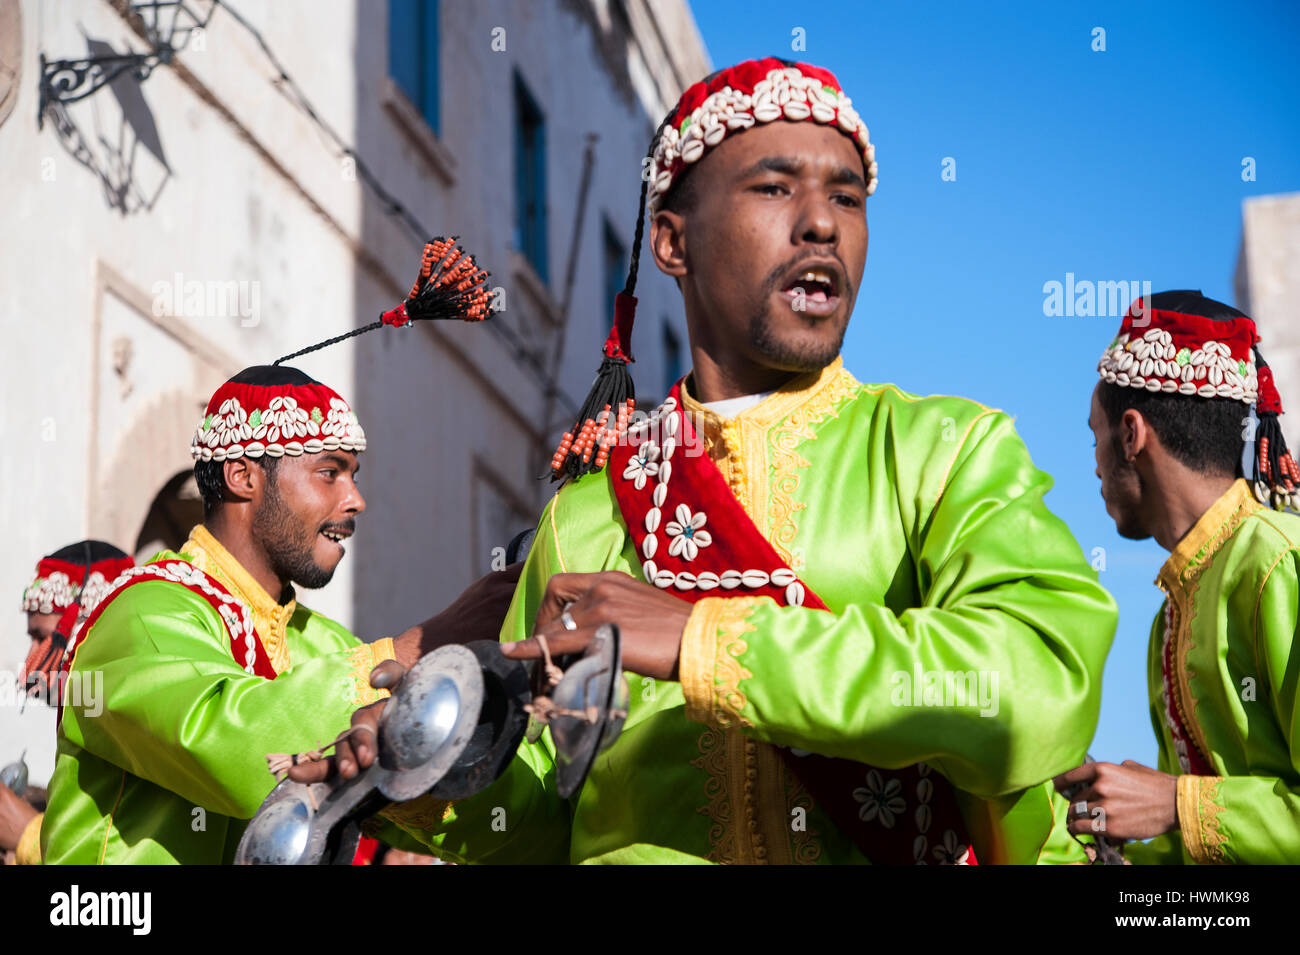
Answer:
[
  {"xmin": 1074, "ymin": 800, "xmax": 1088, "ymax": 816},
  {"xmin": 560, "ymin": 610, "xmax": 578, "ymax": 631}
]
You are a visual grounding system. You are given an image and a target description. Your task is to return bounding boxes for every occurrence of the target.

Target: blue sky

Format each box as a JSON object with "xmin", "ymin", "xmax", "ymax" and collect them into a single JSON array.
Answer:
[{"xmin": 691, "ymin": 0, "xmax": 1300, "ymax": 764}]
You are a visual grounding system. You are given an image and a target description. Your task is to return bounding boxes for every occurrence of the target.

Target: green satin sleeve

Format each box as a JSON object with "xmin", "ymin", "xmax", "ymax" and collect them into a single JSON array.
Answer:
[
  {"xmin": 385, "ymin": 496, "xmax": 573, "ymax": 864},
  {"xmin": 1178, "ymin": 548, "xmax": 1300, "ymax": 864},
  {"xmin": 681, "ymin": 410, "xmax": 1118, "ymax": 800},
  {"xmin": 58, "ymin": 581, "xmax": 384, "ymax": 821}
]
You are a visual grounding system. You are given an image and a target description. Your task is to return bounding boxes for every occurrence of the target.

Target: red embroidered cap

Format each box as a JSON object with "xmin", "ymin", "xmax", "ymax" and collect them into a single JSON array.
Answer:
[
  {"xmin": 649, "ymin": 57, "xmax": 877, "ymax": 210},
  {"xmin": 191, "ymin": 371, "xmax": 365, "ymax": 463},
  {"xmin": 1096, "ymin": 290, "xmax": 1297, "ymax": 510}
]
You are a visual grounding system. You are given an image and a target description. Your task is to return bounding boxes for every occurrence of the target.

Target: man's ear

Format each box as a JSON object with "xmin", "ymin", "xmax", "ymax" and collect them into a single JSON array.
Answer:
[
  {"xmin": 221, "ymin": 458, "xmax": 260, "ymax": 504},
  {"xmin": 649, "ymin": 209, "xmax": 687, "ymax": 282},
  {"xmin": 1120, "ymin": 408, "xmax": 1151, "ymax": 461}
]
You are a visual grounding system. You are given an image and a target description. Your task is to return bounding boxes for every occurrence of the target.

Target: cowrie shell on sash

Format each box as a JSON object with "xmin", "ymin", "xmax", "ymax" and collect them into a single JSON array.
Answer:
[
  {"xmin": 696, "ymin": 572, "xmax": 719, "ymax": 591},
  {"xmin": 663, "ymin": 414, "xmax": 679, "ymax": 437},
  {"xmin": 642, "ymin": 535, "xmax": 657, "ymax": 559},
  {"xmin": 742, "ymin": 569, "xmax": 770, "ymax": 588},
  {"xmin": 652, "ymin": 483, "xmax": 667, "ymax": 508},
  {"xmin": 645, "ymin": 508, "xmax": 661, "ymax": 533},
  {"xmin": 915, "ymin": 804, "xmax": 932, "ymax": 834},
  {"xmin": 675, "ymin": 572, "xmax": 697, "ymax": 590},
  {"xmin": 771, "ymin": 568, "xmax": 797, "ymax": 587},
  {"xmin": 720, "ymin": 570, "xmax": 742, "ymax": 590},
  {"xmin": 661, "ymin": 436, "xmax": 677, "ymax": 459},
  {"xmin": 785, "ymin": 581, "xmax": 806, "ymax": 606},
  {"xmin": 653, "ymin": 570, "xmax": 676, "ymax": 589},
  {"xmin": 658, "ymin": 461, "xmax": 673, "ymax": 485},
  {"xmin": 643, "ymin": 560, "xmax": 658, "ymax": 582}
]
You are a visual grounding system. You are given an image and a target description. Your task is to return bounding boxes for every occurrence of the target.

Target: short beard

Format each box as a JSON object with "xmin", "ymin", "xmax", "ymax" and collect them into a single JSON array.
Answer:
[
  {"xmin": 747, "ymin": 308, "xmax": 848, "ymax": 372},
  {"xmin": 251, "ymin": 467, "xmax": 335, "ymax": 591},
  {"xmin": 745, "ymin": 255, "xmax": 851, "ymax": 372}
]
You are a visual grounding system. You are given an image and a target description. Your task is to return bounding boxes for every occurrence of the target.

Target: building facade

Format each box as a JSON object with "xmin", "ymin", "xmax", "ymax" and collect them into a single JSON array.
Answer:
[
  {"xmin": 0, "ymin": 0, "xmax": 708, "ymax": 783},
  {"xmin": 1235, "ymin": 191, "xmax": 1300, "ymax": 440}
]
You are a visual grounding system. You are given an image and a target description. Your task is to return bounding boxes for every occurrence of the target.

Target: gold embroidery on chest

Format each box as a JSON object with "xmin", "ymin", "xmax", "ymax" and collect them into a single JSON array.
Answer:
[
  {"xmin": 1166, "ymin": 495, "xmax": 1256, "ymax": 772},
  {"xmin": 784, "ymin": 766, "xmax": 823, "ymax": 864},
  {"xmin": 691, "ymin": 725, "xmax": 738, "ymax": 864},
  {"xmin": 767, "ymin": 370, "xmax": 859, "ymax": 567}
]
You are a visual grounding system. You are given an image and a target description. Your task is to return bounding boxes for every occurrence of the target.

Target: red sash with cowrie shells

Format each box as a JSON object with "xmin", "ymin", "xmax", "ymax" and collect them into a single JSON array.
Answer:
[
  {"xmin": 60, "ymin": 560, "xmax": 279, "ymax": 695},
  {"xmin": 608, "ymin": 380, "xmax": 977, "ymax": 864},
  {"xmin": 1159, "ymin": 602, "xmax": 1213, "ymax": 776}
]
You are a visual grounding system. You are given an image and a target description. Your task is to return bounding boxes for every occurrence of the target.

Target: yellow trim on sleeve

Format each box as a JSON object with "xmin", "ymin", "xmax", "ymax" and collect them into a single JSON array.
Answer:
[
  {"xmin": 679, "ymin": 596, "xmax": 765, "ymax": 728},
  {"xmin": 16, "ymin": 811, "xmax": 43, "ymax": 866},
  {"xmin": 1177, "ymin": 773, "xmax": 1227, "ymax": 864},
  {"xmin": 346, "ymin": 637, "xmax": 397, "ymax": 707}
]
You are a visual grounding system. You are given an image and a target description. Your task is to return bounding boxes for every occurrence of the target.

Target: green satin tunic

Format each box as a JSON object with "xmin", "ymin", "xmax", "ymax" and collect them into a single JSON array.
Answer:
[
  {"xmin": 41, "ymin": 526, "xmax": 393, "ymax": 864},
  {"xmin": 396, "ymin": 358, "xmax": 1117, "ymax": 864},
  {"xmin": 1125, "ymin": 479, "xmax": 1300, "ymax": 865}
]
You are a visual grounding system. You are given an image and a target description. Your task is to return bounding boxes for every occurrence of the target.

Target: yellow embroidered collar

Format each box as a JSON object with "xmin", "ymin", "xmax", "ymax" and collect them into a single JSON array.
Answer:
[
  {"xmin": 179, "ymin": 524, "xmax": 296, "ymax": 674},
  {"xmin": 680, "ymin": 356, "xmax": 856, "ymax": 433},
  {"xmin": 1156, "ymin": 478, "xmax": 1260, "ymax": 595}
]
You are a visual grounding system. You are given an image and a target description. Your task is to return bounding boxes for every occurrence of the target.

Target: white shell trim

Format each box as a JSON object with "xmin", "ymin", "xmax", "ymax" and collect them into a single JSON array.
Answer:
[
  {"xmin": 191, "ymin": 395, "xmax": 367, "ymax": 462},
  {"xmin": 650, "ymin": 66, "xmax": 876, "ymax": 208},
  {"xmin": 63, "ymin": 562, "xmax": 259, "ymax": 675},
  {"xmin": 1096, "ymin": 332, "xmax": 1258, "ymax": 403},
  {"xmin": 628, "ymin": 397, "xmax": 805, "ymax": 606},
  {"xmin": 21, "ymin": 571, "xmax": 78, "ymax": 615}
]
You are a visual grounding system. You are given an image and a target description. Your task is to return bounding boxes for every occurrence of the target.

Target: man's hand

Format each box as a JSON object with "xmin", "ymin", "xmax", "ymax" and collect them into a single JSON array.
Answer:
[
  {"xmin": 1053, "ymin": 760, "xmax": 1179, "ymax": 841},
  {"xmin": 0, "ymin": 781, "xmax": 38, "ymax": 853},
  {"xmin": 392, "ymin": 562, "xmax": 523, "ymax": 668},
  {"xmin": 499, "ymin": 571, "xmax": 692, "ymax": 681},
  {"xmin": 288, "ymin": 659, "xmax": 405, "ymax": 783}
]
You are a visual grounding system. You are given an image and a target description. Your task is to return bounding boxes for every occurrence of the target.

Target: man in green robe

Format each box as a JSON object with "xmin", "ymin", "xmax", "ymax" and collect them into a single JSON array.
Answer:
[
  {"xmin": 1060, "ymin": 290, "xmax": 1300, "ymax": 864},
  {"xmin": 302, "ymin": 57, "xmax": 1117, "ymax": 865},
  {"xmin": 40, "ymin": 365, "xmax": 518, "ymax": 863}
]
